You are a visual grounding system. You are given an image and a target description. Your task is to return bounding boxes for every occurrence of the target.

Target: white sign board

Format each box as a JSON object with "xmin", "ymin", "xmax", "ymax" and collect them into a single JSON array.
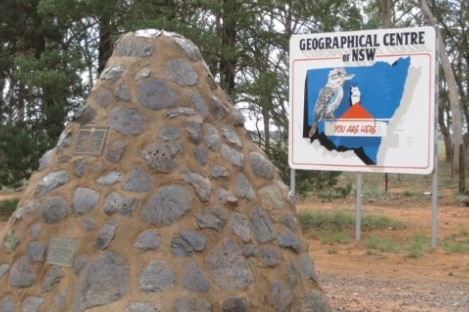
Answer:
[{"xmin": 289, "ymin": 27, "xmax": 436, "ymax": 174}]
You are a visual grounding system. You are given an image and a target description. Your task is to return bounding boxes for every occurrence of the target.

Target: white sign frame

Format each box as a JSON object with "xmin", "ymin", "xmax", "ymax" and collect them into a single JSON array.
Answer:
[{"xmin": 289, "ymin": 26, "xmax": 437, "ymax": 174}]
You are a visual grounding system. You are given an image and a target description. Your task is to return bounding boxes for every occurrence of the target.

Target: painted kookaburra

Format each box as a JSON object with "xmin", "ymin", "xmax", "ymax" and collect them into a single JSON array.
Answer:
[{"xmin": 309, "ymin": 68, "xmax": 354, "ymax": 137}]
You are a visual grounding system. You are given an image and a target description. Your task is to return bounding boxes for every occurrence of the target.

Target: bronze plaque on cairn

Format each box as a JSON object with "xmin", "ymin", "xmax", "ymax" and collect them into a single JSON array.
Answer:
[
  {"xmin": 46, "ymin": 237, "xmax": 78, "ymax": 266},
  {"xmin": 73, "ymin": 126, "xmax": 109, "ymax": 156}
]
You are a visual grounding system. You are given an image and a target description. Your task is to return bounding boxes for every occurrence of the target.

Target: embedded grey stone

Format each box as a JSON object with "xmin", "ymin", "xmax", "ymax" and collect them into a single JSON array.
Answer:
[
  {"xmin": 138, "ymin": 78, "xmax": 178, "ymax": 110},
  {"xmin": 196, "ymin": 207, "xmax": 226, "ymax": 231},
  {"xmin": 166, "ymin": 59, "xmax": 198, "ymax": 86},
  {"xmin": 53, "ymin": 289, "xmax": 66, "ymax": 309},
  {"xmin": 281, "ymin": 214, "xmax": 298, "ymax": 231},
  {"xmin": 222, "ymin": 297, "xmax": 248, "ymax": 312},
  {"xmin": 249, "ymin": 151, "xmax": 274, "ymax": 180},
  {"xmin": 56, "ymin": 128, "xmax": 72, "ymax": 153},
  {"xmin": 125, "ymin": 302, "xmax": 158, "ymax": 312},
  {"xmin": 114, "ymin": 81, "xmax": 131, "ymax": 102},
  {"xmin": 0, "ymin": 295, "xmax": 14, "ymax": 312},
  {"xmin": 242, "ymin": 244, "xmax": 257, "ymax": 257},
  {"xmin": 167, "ymin": 107, "xmax": 196, "ymax": 118},
  {"xmin": 259, "ymin": 184, "xmax": 285, "ymax": 210},
  {"xmin": 100, "ymin": 64, "xmax": 125, "ymax": 84},
  {"xmin": 94, "ymin": 219, "xmax": 118, "ymax": 250},
  {"xmin": 74, "ymin": 157, "xmax": 87, "ymax": 177},
  {"xmin": 286, "ymin": 263, "xmax": 301, "ymax": 288},
  {"xmin": 295, "ymin": 290, "xmax": 331, "ymax": 312},
  {"xmin": 216, "ymin": 187, "xmax": 238, "ymax": 206},
  {"xmin": 231, "ymin": 106, "xmax": 245, "ymax": 127},
  {"xmin": 27, "ymin": 241, "xmax": 45, "ymax": 263},
  {"xmin": 73, "ymin": 252, "xmax": 129, "ymax": 312},
  {"xmin": 96, "ymin": 171, "xmax": 124, "ymax": 186},
  {"xmin": 190, "ymin": 93, "xmax": 208, "ymax": 119},
  {"xmin": 182, "ymin": 262, "xmax": 210, "ymax": 293},
  {"xmin": 298, "ymin": 254, "xmax": 317, "ymax": 282},
  {"xmin": 204, "ymin": 134, "xmax": 222, "ymax": 151},
  {"xmin": 0, "ymin": 264, "xmax": 9, "ymax": 280},
  {"xmin": 93, "ymin": 88, "xmax": 114, "ymax": 109},
  {"xmin": 35, "ymin": 170, "xmax": 69, "ymax": 196},
  {"xmin": 180, "ymin": 230, "xmax": 207, "ymax": 251},
  {"xmin": 73, "ymin": 256, "xmax": 88, "ymax": 275},
  {"xmin": 174, "ymin": 297, "xmax": 212, "ymax": 312},
  {"xmin": 42, "ymin": 197, "xmax": 69, "ymax": 224},
  {"xmin": 221, "ymin": 125, "xmax": 242, "ymax": 148},
  {"xmin": 250, "ymin": 205, "xmax": 276, "ymax": 243},
  {"xmin": 9, "ymin": 256, "xmax": 35, "ymax": 288},
  {"xmin": 106, "ymin": 140, "xmax": 127, "ymax": 163},
  {"xmin": 174, "ymin": 37, "xmax": 202, "ymax": 61},
  {"xmin": 221, "ymin": 144, "xmax": 244, "ymax": 167},
  {"xmin": 141, "ymin": 143, "xmax": 175, "ymax": 173},
  {"xmin": 277, "ymin": 230, "xmax": 301, "ymax": 253},
  {"xmin": 211, "ymin": 164, "xmax": 230, "ymax": 178},
  {"xmin": 104, "ymin": 192, "xmax": 138, "ymax": 216},
  {"xmin": 140, "ymin": 261, "xmax": 175, "ymax": 292},
  {"xmin": 184, "ymin": 116, "xmax": 203, "ymax": 144},
  {"xmin": 114, "ymin": 37, "xmax": 154, "ymax": 58},
  {"xmin": 82, "ymin": 218, "xmax": 95, "ymax": 232},
  {"xmin": 40, "ymin": 266, "xmax": 64, "ymax": 294},
  {"xmin": 211, "ymin": 96, "xmax": 228, "ymax": 120},
  {"xmin": 72, "ymin": 187, "xmax": 99, "ymax": 215},
  {"xmin": 181, "ymin": 169, "xmax": 211, "ymax": 202},
  {"xmin": 170, "ymin": 235, "xmax": 193, "ymax": 257},
  {"xmin": 229, "ymin": 212, "xmax": 251, "ymax": 242},
  {"xmin": 207, "ymin": 238, "xmax": 254, "ymax": 291},
  {"xmin": 38, "ymin": 149, "xmax": 54, "ymax": 170},
  {"xmin": 124, "ymin": 167, "xmax": 153, "ymax": 192},
  {"xmin": 141, "ymin": 185, "xmax": 190, "ymax": 226},
  {"xmin": 158, "ymin": 125, "xmax": 181, "ymax": 141},
  {"xmin": 260, "ymin": 246, "xmax": 281, "ymax": 267},
  {"xmin": 135, "ymin": 67, "xmax": 151, "ymax": 80},
  {"xmin": 268, "ymin": 281, "xmax": 292, "ymax": 312},
  {"xmin": 22, "ymin": 296, "xmax": 44, "ymax": 312},
  {"xmin": 134, "ymin": 230, "xmax": 161, "ymax": 251},
  {"xmin": 235, "ymin": 173, "xmax": 255, "ymax": 201},
  {"xmin": 73, "ymin": 105, "xmax": 96, "ymax": 125},
  {"xmin": 193, "ymin": 147, "xmax": 207, "ymax": 166},
  {"xmin": 21, "ymin": 200, "xmax": 40, "ymax": 215},
  {"xmin": 109, "ymin": 108, "xmax": 146, "ymax": 135},
  {"xmin": 5, "ymin": 230, "xmax": 19, "ymax": 252}
]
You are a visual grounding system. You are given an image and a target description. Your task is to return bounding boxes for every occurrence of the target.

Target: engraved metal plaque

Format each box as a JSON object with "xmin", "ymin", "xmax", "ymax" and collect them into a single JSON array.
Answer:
[
  {"xmin": 46, "ymin": 237, "xmax": 78, "ymax": 266},
  {"xmin": 73, "ymin": 126, "xmax": 109, "ymax": 156}
]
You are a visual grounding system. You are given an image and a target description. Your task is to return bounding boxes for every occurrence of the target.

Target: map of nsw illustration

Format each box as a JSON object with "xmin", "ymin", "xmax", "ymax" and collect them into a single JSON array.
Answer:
[{"xmin": 303, "ymin": 57, "xmax": 410, "ymax": 165}]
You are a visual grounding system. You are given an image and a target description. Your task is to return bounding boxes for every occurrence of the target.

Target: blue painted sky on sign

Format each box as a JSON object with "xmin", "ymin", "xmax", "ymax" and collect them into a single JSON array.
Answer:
[{"xmin": 305, "ymin": 57, "xmax": 411, "ymax": 164}]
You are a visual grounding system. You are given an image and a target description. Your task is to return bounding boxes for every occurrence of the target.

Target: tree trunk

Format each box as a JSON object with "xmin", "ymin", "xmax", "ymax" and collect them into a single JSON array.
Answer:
[{"xmin": 417, "ymin": 0, "xmax": 463, "ymax": 175}]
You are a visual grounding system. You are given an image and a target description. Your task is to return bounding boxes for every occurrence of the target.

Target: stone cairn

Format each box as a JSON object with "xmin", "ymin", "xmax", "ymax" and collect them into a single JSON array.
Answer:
[{"xmin": 0, "ymin": 29, "xmax": 331, "ymax": 312}]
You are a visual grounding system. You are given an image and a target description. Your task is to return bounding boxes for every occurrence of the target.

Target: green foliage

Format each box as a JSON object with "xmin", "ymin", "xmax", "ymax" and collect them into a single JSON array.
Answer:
[
  {"xmin": 0, "ymin": 197, "xmax": 19, "ymax": 220},
  {"xmin": 299, "ymin": 210, "xmax": 403, "ymax": 233},
  {"xmin": 0, "ymin": 123, "xmax": 51, "ymax": 189},
  {"xmin": 366, "ymin": 235, "xmax": 400, "ymax": 253},
  {"xmin": 406, "ymin": 233, "xmax": 428, "ymax": 258},
  {"xmin": 442, "ymin": 230, "xmax": 469, "ymax": 253}
]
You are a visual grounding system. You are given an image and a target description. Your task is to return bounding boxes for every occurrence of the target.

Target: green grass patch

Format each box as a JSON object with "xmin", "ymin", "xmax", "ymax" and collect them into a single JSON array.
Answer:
[
  {"xmin": 406, "ymin": 233, "xmax": 428, "ymax": 258},
  {"xmin": 442, "ymin": 229, "xmax": 469, "ymax": 253},
  {"xmin": 366, "ymin": 235, "xmax": 400, "ymax": 253},
  {"xmin": 0, "ymin": 197, "xmax": 19, "ymax": 220},
  {"xmin": 319, "ymin": 232, "xmax": 351, "ymax": 244},
  {"xmin": 299, "ymin": 210, "xmax": 404, "ymax": 232}
]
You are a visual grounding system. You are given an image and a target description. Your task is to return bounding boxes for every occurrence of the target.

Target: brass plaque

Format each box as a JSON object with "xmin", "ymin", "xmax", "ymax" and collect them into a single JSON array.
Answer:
[
  {"xmin": 46, "ymin": 237, "xmax": 78, "ymax": 266},
  {"xmin": 73, "ymin": 126, "xmax": 109, "ymax": 156}
]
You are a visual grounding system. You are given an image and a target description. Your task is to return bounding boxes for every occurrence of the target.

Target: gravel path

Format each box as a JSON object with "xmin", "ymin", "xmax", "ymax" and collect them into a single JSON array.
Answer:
[{"xmin": 319, "ymin": 273, "xmax": 469, "ymax": 312}]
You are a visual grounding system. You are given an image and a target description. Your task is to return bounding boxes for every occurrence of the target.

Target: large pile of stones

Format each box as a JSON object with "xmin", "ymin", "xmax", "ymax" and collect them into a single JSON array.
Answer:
[{"xmin": 0, "ymin": 29, "xmax": 331, "ymax": 312}]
